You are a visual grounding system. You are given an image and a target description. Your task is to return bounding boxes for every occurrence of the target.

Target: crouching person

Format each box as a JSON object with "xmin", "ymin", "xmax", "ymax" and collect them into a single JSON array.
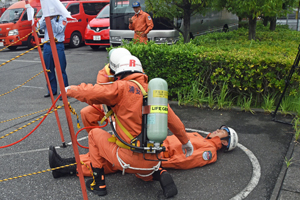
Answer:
[{"xmin": 48, "ymin": 55, "xmax": 193, "ymax": 198}]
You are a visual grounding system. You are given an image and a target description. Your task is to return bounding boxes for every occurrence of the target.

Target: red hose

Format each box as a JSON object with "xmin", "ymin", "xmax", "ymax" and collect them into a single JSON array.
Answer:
[
  {"xmin": 0, "ymin": 94, "xmax": 61, "ymax": 149},
  {"xmin": 75, "ymin": 104, "xmax": 109, "ymax": 149},
  {"xmin": 0, "ymin": 96, "xmax": 109, "ymax": 149},
  {"xmin": 75, "ymin": 124, "xmax": 108, "ymax": 149}
]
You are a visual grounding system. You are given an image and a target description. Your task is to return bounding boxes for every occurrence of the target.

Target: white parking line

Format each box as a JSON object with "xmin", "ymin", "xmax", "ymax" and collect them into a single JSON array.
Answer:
[
  {"xmin": 0, "ymin": 148, "xmax": 48, "ymax": 157},
  {"xmin": 230, "ymin": 144, "xmax": 261, "ymax": 200},
  {"xmin": 185, "ymin": 128, "xmax": 261, "ymax": 200}
]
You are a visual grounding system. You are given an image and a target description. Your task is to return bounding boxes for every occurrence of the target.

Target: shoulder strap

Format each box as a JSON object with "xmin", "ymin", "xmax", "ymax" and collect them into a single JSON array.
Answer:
[
  {"xmin": 129, "ymin": 80, "xmax": 147, "ymax": 97},
  {"xmin": 105, "ymin": 79, "xmax": 148, "ymax": 149},
  {"xmin": 104, "ymin": 64, "xmax": 115, "ymax": 82}
]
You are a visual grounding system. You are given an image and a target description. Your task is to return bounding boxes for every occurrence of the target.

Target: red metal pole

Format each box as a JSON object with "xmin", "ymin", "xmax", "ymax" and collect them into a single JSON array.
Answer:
[
  {"xmin": 44, "ymin": 16, "xmax": 88, "ymax": 200},
  {"xmin": 31, "ymin": 22, "xmax": 67, "ymax": 147}
]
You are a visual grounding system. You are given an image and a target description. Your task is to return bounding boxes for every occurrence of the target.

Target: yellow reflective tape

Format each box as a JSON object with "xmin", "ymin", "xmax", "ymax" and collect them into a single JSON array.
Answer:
[
  {"xmin": 150, "ymin": 105, "xmax": 168, "ymax": 114},
  {"xmin": 153, "ymin": 90, "xmax": 168, "ymax": 98}
]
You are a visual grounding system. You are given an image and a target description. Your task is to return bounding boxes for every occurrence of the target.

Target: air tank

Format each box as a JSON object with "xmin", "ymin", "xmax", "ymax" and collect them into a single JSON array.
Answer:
[{"xmin": 147, "ymin": 78, "xmax": 168, "ymax": 144}]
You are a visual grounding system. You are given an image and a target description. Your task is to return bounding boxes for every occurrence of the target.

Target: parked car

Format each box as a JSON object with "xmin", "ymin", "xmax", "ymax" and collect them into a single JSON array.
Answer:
[
  {"xmin": 35, "ymin": 0, "xmax": 109, "ymax": 48},
  {"xmin": 84, "ymin": 4, "xmax": 109, "ymax": 50},
  {"xmin": 0, "ymin": 0, "xmax": 41, "ymax": 50}
]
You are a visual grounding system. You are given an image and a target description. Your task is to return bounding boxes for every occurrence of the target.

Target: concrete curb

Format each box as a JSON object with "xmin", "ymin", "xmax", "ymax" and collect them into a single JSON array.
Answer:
[
  {"xmin": 169, "ymin": 100, "xmax": 297, "ymax": 200},
  {"xmin": 269, "ymin": 137, "xmax": 295, "ymax": 200}
]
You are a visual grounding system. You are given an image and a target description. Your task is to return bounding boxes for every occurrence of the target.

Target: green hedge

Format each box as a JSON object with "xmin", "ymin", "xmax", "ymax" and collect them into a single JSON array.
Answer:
[{"xmin": 119, "ymin": 24, "xmax": 300, "ymax": 102}]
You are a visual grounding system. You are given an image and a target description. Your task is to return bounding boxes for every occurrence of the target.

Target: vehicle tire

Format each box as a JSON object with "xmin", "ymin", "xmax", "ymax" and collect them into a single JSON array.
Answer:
[
  {"xmin": 8, "ymin": 46, "xmax": 17, "ymax": 50},
  {"xmin": 70, "ymin": 32, "xmax": 82, "ymax": 48},
  {"xmin": 27, "ymin": 35, "xmax": 35, "ymax": 49},
  {"xmin": 90, "ymin": 45, "xmax": 99, "ymax": 50}
]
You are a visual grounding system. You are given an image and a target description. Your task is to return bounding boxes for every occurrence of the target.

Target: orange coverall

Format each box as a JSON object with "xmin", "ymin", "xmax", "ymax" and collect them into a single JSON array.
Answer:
[
  {"xmin": 68, "ymin": 73, "xmax": 189, "ymax": 181},
  {"xmin": 129, "ymin": 10, "xmax": 154, "ymax": 44},
  {"xmin": 162, "ymin": 132, "xmax": 223, "ymax": 169}
]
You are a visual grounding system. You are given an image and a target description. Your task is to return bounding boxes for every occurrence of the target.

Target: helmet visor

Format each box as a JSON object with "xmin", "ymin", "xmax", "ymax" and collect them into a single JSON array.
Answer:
[{"xmin": 220, "ymin": 125, "xmax": 231, "ymax": 149}]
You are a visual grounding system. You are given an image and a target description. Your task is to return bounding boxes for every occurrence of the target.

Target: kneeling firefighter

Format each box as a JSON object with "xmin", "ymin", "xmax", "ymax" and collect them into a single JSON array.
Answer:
[
  {"xmin": 48, "ymin": 55, "xmax": 193, "ymax": 198},
  {"xmin": 80, "ymin": 48, "xmax": 131, "ymax": 134}
]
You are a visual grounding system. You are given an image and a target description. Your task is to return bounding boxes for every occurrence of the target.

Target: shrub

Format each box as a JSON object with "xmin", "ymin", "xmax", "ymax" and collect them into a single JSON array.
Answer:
[{"xmin": 119, "ymin": 24, "xmax": 300, "ymax": 109}]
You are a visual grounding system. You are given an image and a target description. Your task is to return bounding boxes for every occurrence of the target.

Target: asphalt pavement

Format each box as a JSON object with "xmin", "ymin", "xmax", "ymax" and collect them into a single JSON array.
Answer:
[{"xmin": 0, "ymin": 45, "xmax": 299, "ymax": 200}]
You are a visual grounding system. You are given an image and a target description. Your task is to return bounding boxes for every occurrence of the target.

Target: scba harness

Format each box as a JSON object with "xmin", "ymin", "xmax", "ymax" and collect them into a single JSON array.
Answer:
[{"xmin": 100, "ymin": 78, "xmax": 169, "ymax": 175}]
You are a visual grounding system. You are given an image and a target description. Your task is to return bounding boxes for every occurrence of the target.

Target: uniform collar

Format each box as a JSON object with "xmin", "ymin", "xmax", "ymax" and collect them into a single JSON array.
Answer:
[
  {"xmin": 123, "ymin": 73, "xmax": 149, "ymax": 90},
  {"xmin": 135, "ymin": 10, "xmax": 144, "ymax": 16}
]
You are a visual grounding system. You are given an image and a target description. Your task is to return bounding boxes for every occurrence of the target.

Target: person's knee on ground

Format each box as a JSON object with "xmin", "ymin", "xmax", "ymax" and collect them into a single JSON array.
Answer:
[{"xmin": 48, "ymin": 146, "xmax": 76, "ymax": 178}]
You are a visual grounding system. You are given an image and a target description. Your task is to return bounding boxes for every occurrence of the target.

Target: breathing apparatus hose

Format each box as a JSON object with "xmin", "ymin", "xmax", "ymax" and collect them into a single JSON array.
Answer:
[
  {"xmin": 90, "ymin": 103, "xmax": 145, "ymax": 151},
  {"xmin": 110, "ymin": 122, "xmax": 146, "ymax": 152}
]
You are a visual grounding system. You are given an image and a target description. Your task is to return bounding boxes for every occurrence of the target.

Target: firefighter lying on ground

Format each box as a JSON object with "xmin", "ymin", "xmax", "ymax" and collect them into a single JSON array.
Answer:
[{"xmin": 49, "ymin": 55, "xmax": 193, "ymax": 198}]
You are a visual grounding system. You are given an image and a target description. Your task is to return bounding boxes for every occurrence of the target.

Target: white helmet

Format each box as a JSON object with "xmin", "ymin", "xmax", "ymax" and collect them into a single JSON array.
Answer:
[
  {"xmin": 108, "ymin": 48, "xmax": 116, "ymax": 61},
  {"xmin": 114, "ymin": 55, "xmax": 143, "ymax": 77},
  {"xmin": 220, "ymin": 125, "xmax": 238, "ymax": 152},
  {"xmin": 109, "ymin": 48, "xmax": 131, "ymax": 73}
]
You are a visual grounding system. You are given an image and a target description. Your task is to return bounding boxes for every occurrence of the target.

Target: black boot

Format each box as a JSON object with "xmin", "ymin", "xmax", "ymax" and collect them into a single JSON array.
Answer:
[
  {"xmin": 48, "ymin": 145, "xmax": 76, "ymax": 178},
  {"xmin": 153, "ymin": 168, "xmax": 178, "ymax": 198},
  {"xmin": 85, "ymin": 164, "xmax": 107, "ymax": 196}
]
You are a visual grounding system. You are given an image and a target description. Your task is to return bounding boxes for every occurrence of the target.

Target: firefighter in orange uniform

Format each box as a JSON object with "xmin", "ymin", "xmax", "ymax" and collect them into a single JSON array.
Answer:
[
  {"xmin": 162, "ymin": 126, "xmax": 238, "ymax": 169},
  {"xmin": 49, "ymin": 55, "xmax": 193, "ymax": 198},
  {"xmin": 77, "ymin": 47, "xmax": 192, "ymax": 180},
  {"xmin": 128, "ymin": 1, "xmax": 153, "ymax": 44}
]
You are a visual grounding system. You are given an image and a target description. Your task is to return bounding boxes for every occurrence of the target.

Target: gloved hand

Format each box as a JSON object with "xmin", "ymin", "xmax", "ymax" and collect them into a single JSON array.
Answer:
[
  {"xmin": 65, "ymin": 86, "xmax": 70, "ymax": 93},
  {"xmin": 182, "ymin": 140, "xmax": 194, "ymax": 157}
]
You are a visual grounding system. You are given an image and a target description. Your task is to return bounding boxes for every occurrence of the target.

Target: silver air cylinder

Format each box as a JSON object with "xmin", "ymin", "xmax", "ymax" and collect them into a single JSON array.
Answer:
[{"xmin": 147, "ymin": 78, "xmax": 168, "ymax": 144}]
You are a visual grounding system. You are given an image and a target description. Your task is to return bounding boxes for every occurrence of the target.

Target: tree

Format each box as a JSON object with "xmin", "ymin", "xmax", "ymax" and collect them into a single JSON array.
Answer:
[
  {"xmin": 145, "ymin": 0, "xmax": 211, "ymax": 43},
  {"xmin": 262, "ymin": 0, "xmax": 297, "ymax": 31},
  {"xmin": 223, "ymin": 0, "xmax": 298, "ymax": 40}
]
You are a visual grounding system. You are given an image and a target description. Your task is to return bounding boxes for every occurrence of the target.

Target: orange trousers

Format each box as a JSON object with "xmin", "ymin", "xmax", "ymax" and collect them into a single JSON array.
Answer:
[
  {"xmin": 133, "ymin": 33, "xmax": 148, "ymax": 44},
  {"xmin": 80, "ymin": 104, "xmax": 105, "ymax": 133},
  {"xmin": 78, "ymin": 128, "xmax": 160, "ymax": 181}
]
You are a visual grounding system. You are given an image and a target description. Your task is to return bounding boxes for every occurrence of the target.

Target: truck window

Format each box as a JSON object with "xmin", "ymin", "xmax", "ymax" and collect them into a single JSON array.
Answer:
[
  {"xmin": 67, "ymin": 3, "xmax": 80, "ymax": 15},
  {"xmin": 96, "ymin": 5, "xmax": 109, "ymax": 19},
  {"xmin": 110, "ymin": 0, "xmax": 172, "ymax": 30},
  {"xmin": 22, "ymin": 11, "xmax": 27, "ymax": 21},
  {"xmin": 0, "ymin": 8, "xmax": 24, "ymax": 23},
  {"xmin": 21, "ymin": 8, "xmax": 37, "ymax": 21},
  {"xmin": 83, "ymin": 3, "xmax": 108, "ymax": 15}
]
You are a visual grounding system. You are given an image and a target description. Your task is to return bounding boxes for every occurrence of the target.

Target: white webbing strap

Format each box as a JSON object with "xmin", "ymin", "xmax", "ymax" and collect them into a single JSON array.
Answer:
[{"xmin": 116, "ymin": 147, "xmax": 161, "ymax": 176}]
